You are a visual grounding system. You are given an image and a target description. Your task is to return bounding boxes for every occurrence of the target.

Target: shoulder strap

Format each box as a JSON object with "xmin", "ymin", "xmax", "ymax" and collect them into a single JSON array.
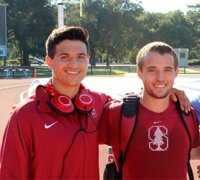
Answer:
[
  {"xmin": 175, "ymin": 101, "xmax": 194, "ymax": 180},
  {"xmin": 122, "ymin": 95, "xmax": 138, "ymax": 117},
  {"xmin": 118, "ymin": 95, "xmax": 139, "ymax": 173}
]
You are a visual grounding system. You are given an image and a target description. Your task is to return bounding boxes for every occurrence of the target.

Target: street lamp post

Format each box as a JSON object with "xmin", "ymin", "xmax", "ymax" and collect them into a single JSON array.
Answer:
[
  {"xmin": 0, "ymin": 4, "xmax": 7, "ymax": 66},
  {"xmin": 57, "ymin": 0, "xmax": 83, "ymax": 27},
  {"xmin": 57, "ymin": 2, "xmax": 64, "ymax": 27}
]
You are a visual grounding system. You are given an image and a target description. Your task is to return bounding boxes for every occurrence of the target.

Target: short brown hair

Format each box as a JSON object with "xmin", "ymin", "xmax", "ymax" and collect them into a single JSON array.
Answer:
[
  {"xmin": 45, "ymin": 26, "xmax": 89, "ymax": 58},
  {"xmin": 136, "ymin": 41, "xmax": 178, "ymax": 70}
]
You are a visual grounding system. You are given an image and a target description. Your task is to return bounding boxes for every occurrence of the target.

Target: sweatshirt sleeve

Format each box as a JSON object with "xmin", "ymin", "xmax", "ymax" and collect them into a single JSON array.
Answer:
[
  {"xmin": 98, "ymin": 100, "xmax": 122, "ymax": 146},
  {"xmin": 0, "ymin": 107, "xmax": 32, "ymax": 179}
]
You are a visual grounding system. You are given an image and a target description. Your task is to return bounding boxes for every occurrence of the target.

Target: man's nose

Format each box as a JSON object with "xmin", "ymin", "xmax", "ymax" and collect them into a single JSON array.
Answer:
[
  {"xmin": 68, "ymin": 58, "xmax": 79, "ymax": 66},
  {"xmin": 156, "ymin": 71, "xmax": 164, "ymax": 81}
]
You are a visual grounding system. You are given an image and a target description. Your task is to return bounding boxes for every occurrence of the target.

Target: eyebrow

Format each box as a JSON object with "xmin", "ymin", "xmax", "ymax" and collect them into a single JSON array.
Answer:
[
  {"xmin": 146, "ymin": 66, "xmax": 174, "ymax": 70},
  {"xmin": 58, "ymin": 52, "xmax": 87, "ymax": 56}
]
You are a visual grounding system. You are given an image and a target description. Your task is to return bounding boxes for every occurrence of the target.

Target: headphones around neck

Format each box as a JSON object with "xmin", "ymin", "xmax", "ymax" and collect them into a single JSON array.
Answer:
[{"xmin": 46, "ymin": 83, "xmax": 95, "ymax": 115}]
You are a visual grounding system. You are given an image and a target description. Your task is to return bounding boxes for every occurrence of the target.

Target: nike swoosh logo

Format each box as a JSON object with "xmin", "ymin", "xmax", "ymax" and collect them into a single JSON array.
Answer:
[
  {"xmin": 153, "ymin": 121, "xmax": 162, "ymax": 125},
  {"xmin": 45, "ymin": 121, "xmax": 58, "ymax": 129}
]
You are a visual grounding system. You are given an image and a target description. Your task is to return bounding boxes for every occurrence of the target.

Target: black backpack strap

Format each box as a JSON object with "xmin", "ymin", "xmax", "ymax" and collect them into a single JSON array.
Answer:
[
  {"xmin": 103, "ymin": 95, "xmax": 139, "ymax": 180},
  {"xmin": 118, "ymin": 95, "xmax": 139, "ymax": 177},
  {"xmin": 122, "ymin": 95, "xmax": 138, "ymax": 117},
  {"xmin": 175, "ymin": 101, "xmax": 194, "ymax": 180}
]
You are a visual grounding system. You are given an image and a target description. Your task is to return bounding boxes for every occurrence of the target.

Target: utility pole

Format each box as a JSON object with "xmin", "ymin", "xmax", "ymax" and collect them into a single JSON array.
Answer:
[
  {"xmin": 0, "ymin": 4, "xmax": 7, "ymax": 66},
  {"xmin": 57, "ymin": 1, "xmax": 64, "ymax": 27},
  {"xmin": 80, "ymin": 0, "xmax": 83, "ymax": 17},
  {"xmin": 57, "ymin": 0, "xmax": 83, "ymax": 27}
]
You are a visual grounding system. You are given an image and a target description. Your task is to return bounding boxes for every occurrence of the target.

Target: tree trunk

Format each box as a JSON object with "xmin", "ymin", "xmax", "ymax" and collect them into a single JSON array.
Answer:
[{"xmin": 90, "ymin": 46, "xmax": 96, "ymax": 66}]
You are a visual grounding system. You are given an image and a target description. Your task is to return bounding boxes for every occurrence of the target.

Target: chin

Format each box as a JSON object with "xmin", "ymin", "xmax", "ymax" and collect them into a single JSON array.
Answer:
[
  {"xmin": 154, "ymin": 93, "xmax": 170, "ymax": 99},
  {"xmin": 149, "ymin": 90, "xmax": 170, "ymax": 99},
  {"xmin": 71, "ymin": 81, "xmax": 83, "ymax": 87}
]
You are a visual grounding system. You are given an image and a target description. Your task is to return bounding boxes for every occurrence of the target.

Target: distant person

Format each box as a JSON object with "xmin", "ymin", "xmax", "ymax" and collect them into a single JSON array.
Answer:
[
  {"xmin": 0, "ymin": 26, "xmax": 191, "ymax": 179},
  {"xmin": 100, "ymin": 41, "xmax": 200, "ymax": 179},
  {"xmin": 191, "ymin": 96, "xmax": 200, "ymax": 121},
  {"xmin": 192, "ymin": 96, "xmax": 200, "ymax": 177}
]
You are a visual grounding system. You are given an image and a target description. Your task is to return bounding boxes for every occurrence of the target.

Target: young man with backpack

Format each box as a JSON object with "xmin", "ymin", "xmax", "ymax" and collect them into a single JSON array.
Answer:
[{"xmin": 100, "ymin": 41, "xmax": 200, "ymax": 179}]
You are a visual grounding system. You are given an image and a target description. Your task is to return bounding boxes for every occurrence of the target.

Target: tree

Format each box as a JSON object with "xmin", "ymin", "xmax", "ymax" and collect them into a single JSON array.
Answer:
[
  {"xmin": 1, "ymin": 0, "xmax": 56, "ymax": 66},
  {"xmin": 83, "ymin": 0, "xmax": 144, "ymax": 65},
  {"xmin": 186, "ymin": 5, "xmax": 200, "ymax": 58},
  {"xmin": 1, "ymin": 0, "xmax": 200, "ymax": 66}
]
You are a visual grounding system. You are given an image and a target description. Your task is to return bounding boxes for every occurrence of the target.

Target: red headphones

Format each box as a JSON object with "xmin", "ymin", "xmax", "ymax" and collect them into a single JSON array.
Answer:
[{"xmin": 46, "ymin": 83, "xmax": 95, "ymax": 114}]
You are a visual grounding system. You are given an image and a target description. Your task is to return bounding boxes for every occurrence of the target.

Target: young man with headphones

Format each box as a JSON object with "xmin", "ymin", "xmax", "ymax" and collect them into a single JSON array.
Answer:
[
  {"xmin": 0, "ymin": 27, "xmax": 192, "ymax": 179},
  {"xmin": 0, "ymin": 26, "xmax": 112, "ymax": 179}
]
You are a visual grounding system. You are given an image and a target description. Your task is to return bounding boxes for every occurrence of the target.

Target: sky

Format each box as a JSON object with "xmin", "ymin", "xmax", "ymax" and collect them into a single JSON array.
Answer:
[
  {"xmin": 140, "ymin": 0, "xmax": 199, "ymax": 13},
  {"xmin": 54, "ymin": 0, "xmax": 199, "ymax": 13}
]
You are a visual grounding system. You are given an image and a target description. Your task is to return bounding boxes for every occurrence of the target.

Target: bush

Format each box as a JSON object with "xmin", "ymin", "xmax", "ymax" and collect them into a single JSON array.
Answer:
[
  {"xmin": 188, "ymin": 59, "xmax": 200, "ymax": 65},
  {"xmin": 6, "ymin": 58, "xmax": 21, "ymax": 66}
]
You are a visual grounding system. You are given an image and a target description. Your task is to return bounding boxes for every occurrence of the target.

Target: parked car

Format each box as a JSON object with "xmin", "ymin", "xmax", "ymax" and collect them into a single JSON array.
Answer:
[
  {"xmin": 30, "ymin": 57, "xmax": 45, "ymax": 66},
  {"xmin": 124, "ymin": 57, "xmax": 130, "ymax": 64}
]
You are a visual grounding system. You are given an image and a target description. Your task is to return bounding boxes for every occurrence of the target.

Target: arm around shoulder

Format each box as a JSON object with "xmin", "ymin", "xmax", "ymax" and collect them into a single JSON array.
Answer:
[{"xmin": 99, "ymin": 100, "xmax": 122, "ymax": 146}]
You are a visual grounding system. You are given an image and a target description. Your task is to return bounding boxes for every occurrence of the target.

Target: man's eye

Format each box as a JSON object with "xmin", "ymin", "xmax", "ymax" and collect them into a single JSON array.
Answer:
[
  {"xmin": 165, "ymin": 69, "xmax": 172, "ymax": 72},
  {"xmin": 60, "ymin": 56, "xmax": 67, "ymax": 59},
  {"xmin": 60, "ymin": 56, "xmax": 69, "ymax": 61},
  {"xmin": 78, "ymin": 55, "xmax": 87, "ymax": 59}
]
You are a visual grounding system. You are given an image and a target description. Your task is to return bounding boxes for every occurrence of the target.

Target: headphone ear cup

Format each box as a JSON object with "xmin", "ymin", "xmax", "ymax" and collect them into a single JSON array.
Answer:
[
  {"xmin": 50, "ymin": 94, "xmax": 74, "ymax": 114},
  {"xmin": 74, "ymin": 93, "xmax": 95, "ymax": 112}
]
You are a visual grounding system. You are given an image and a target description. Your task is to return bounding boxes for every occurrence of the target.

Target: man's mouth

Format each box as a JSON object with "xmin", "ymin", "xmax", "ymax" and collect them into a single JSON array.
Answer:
[
  {"xmin": 154, "ymin": 84, "xmax": 166, "ymax": 88},
  {"xmin": 66, "ymin": 70, "xmax": 79, "ymax": 75}
]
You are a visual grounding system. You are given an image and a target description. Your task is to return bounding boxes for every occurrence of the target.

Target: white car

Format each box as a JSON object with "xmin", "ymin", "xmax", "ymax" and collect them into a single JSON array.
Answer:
[{"xmin": 30, "ymin": 57, "xmax": 46, "ymax": 66}]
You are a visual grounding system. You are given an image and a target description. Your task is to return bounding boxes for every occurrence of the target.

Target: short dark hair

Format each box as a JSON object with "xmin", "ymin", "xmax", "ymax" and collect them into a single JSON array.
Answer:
[
  {"xmin": 45, "ymin": 26, "xmax": 89, "ymax": 58},
  {"xmin": 136, "ymin": 41, "xmax": 178, "ymax": 70}
]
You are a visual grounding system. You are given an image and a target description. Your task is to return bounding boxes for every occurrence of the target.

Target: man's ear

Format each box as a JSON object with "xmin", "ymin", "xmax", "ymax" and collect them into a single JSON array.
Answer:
[
  {"xmin": 137, "ymin": 67, "xmax": 143, "ymax": 79},
  {"xmin": 45, "ymin": 56, "xmax": 52, "ymax": 68},
  {"xmin": 175, "ymin": 67, "xmax": 179, "ymax": 77}
]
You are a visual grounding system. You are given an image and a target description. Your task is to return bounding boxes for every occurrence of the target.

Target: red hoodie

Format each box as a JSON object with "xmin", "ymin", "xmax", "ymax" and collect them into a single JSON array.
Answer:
[{"xmin": 0, "ymin": 84, "xmax": 110, "ymax": 179}]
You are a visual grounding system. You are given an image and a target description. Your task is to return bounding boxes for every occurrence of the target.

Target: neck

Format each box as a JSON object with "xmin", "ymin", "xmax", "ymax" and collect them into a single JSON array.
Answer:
[
  {"xmin": 52, "ymin": 80, "xmax": 80, "ymax": 99},
  {"xmin": 140, "ymin": 93, "xmax": 170, "ymax": 113}
]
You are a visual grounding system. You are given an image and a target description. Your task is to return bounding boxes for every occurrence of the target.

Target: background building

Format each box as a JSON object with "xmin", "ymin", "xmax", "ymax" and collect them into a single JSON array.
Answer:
[{"xmin": 174, "ymin": 48, "xmax": 189, "ymax": 67}]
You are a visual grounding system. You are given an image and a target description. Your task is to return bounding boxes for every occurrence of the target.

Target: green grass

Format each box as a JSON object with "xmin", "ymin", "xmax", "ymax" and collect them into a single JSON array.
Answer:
[
  {"xmin": 86, "ymin": 69, "xmax": 125, "ymax": 75},
  {"xmin": 179, "ymin": 68, "xmax": 200, "ymax": 74},
  {"xmin": 0, "ymin": 65, "xmax": 199, "ymax": 78},
  {"xmin": 86, "ymin": 65, "xmax": 136, "ymax": 75}
]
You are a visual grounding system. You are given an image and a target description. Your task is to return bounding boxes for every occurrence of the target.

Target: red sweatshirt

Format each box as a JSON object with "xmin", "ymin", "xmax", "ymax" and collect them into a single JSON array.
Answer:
[{"xmin": 0, "ymin": 84, "xmax": 110, "ymax": 179}]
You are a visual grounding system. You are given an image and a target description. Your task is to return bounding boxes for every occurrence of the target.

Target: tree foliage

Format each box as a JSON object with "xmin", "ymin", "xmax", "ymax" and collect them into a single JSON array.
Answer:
[
  {"xmin": 0, "ymin": 0, "xmax": 56, "ymax": 65},
  {"xmin": 0, "ymin": 0, "xmax": 200, "ymax": 65}
]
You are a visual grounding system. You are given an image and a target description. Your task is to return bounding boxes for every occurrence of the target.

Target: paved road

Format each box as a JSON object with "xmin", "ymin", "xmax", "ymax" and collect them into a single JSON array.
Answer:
[
  {"xmin": 0, "ymin": 75, "xmax": 199, "ymax": 179},
  {"xmin": 0, "ymin": 78, "xmax": 34, "ymax": 145}
]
